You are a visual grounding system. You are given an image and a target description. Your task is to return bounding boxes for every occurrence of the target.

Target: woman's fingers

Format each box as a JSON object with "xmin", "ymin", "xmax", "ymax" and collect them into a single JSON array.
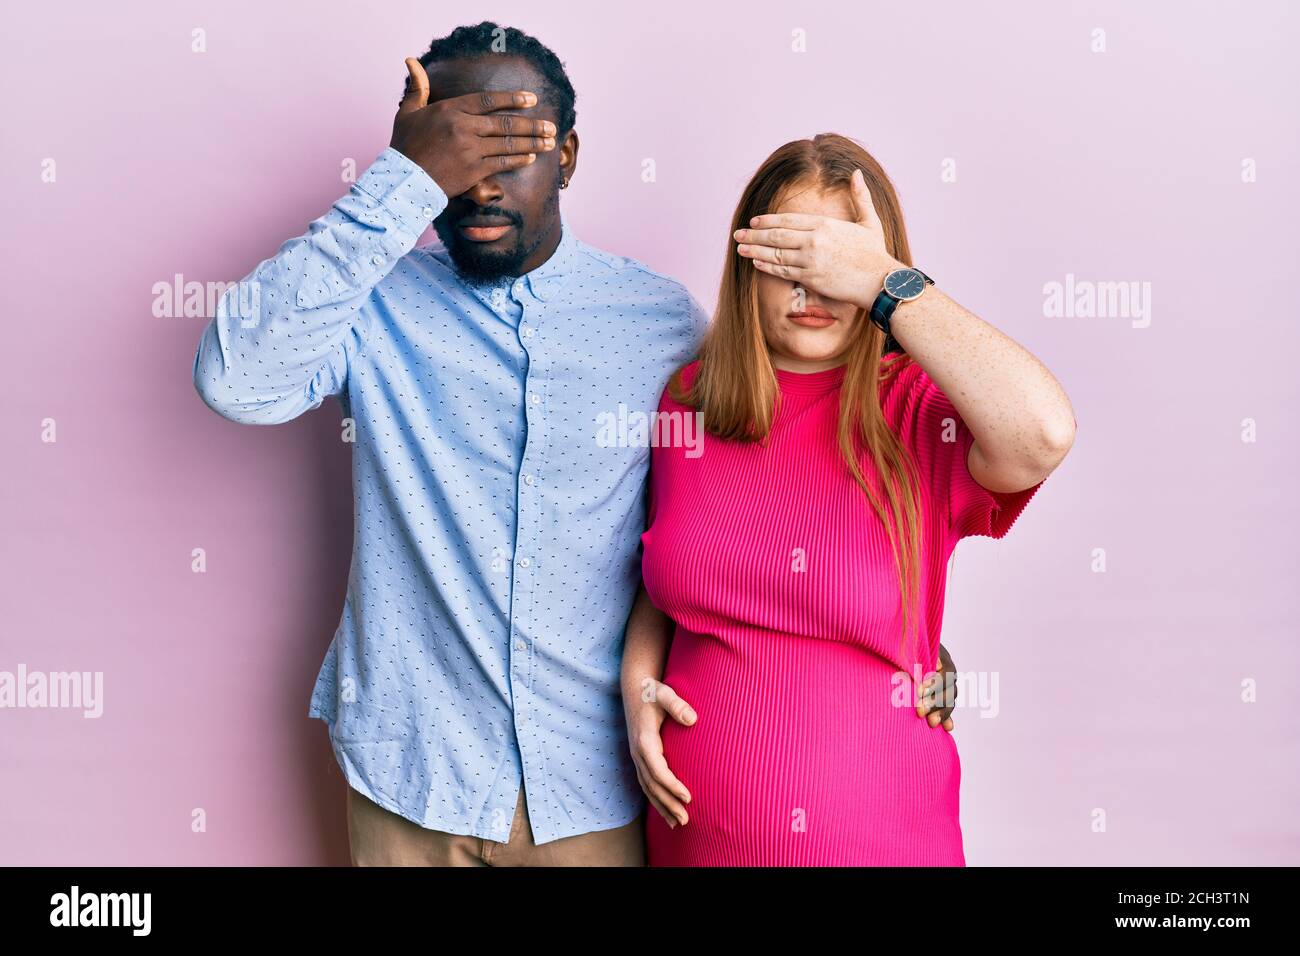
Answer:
[
  {"xmin": 648, "ymin": 779, "xmax": 690, "ymax": 826},
  {"xmin": 653, "ymin": 682, "xmax": 697, "ymax": 726},
  {"xmin": 634, "ymin": 756, "xmax": 690, "ymax": 825},
  {"xmin": 734, "ymin": 226, "xmax": 807, "ymax": 248},
  {"xmin": 635, "ymin": 766, "xmax": 681, "ymax": 827},
  {"xmin": 749, "ymin": 258, "xmax": 804, "ymax": 281},
  {"xmin": 849, "ymin": 167, "xmax": 883, "ymax": 230},
  {"xmin": 747, "ymin": 212, "xmax": 823, "ymax": 230},
  {"xmin": 638, "ymin": 733, "xmax": 692, "ymax": 805},
  {"xmin": 629, "ymin": 685, "xmax": 695, "ymax": 825},
  {"xmin": 736, "ymin": 242, "xmax": 808, "ymax": 269}
]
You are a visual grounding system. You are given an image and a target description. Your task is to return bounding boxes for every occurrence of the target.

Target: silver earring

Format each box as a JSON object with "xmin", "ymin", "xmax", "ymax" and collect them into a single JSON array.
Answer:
[{"xmin": 560, "ymin": 177, "xmax": 569, "ymax": 189}]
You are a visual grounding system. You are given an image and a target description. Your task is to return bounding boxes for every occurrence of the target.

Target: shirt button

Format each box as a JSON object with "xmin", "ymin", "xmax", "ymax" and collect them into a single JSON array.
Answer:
[
  {"xmin": 371, "ymin": 254, "xmax": 384, "ymax": 265},
  {"xmin": 520, "ymin": 326, "xmax": 533, "ymax": 339},
  {"xmin": 529, "ymin": 392, "xmax": 540, "ymax": 405},
  {"xmin": 523, "ymin": 474, "xmax": 535, "ymax": 486},
  {"xmin": 518, "ymin": 556, "xmax": 531, "ymax": 568},
  {"xmin": 515, "ymin": 641, "xmax": 527, "ymax": 652},
  {"xmin": 422, "ymin": 205, "xmax": 434, "ymax": 218}
]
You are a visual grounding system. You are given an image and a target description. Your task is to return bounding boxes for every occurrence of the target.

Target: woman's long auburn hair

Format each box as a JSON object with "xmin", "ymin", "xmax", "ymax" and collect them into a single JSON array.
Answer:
[{"xmin": 668, "ymin": 133, "xmax": 926, "ymax": 668}]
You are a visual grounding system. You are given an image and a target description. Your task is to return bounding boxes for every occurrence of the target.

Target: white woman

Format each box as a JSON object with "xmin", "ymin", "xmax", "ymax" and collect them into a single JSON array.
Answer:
[{"xmin": 621, "ymin": 134, "xmax": 1076, "ymax": 866}]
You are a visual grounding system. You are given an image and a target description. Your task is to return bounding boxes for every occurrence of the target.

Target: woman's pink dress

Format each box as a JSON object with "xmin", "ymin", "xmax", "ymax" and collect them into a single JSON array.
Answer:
[{"xmin": 640, "ymin": 358, "xmax": 1044, "ymax": 866}]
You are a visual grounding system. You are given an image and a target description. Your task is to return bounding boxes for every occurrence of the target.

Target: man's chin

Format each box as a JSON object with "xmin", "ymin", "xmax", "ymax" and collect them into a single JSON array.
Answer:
[
  {"xmin": 447, "ymin": 244, "xmax": 527, "ymax": 282},
  {"xmin": 445, "ymin": 241, "xmax": 528, "ymax": 283}
]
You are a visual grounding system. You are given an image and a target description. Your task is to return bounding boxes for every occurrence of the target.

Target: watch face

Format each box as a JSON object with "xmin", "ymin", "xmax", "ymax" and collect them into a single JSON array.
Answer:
[{"xmin": 885, "ymin": 268, "xmax": 926, "ymax": 301}]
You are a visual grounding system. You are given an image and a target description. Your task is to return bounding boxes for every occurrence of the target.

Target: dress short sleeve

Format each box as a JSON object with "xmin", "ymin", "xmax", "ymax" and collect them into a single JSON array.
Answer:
[{"xmin": 883, "ymin": 358, "xmax": 1044, "ymax": 542}]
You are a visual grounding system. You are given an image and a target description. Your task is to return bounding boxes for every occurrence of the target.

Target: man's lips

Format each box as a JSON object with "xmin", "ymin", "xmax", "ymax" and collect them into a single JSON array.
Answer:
[
  {"xmin": 787, "ymin": 307, "xmax": 836, "ymax": 328},
  {"xmin": 457, "ymin": 218, "xmax": 515, "ymax": 242}
]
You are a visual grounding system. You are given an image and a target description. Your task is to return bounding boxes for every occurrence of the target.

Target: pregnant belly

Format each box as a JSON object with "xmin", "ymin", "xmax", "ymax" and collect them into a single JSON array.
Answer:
[{"xmin": 648, "ymin": 626, "xmax": 965, "ymax": 866}]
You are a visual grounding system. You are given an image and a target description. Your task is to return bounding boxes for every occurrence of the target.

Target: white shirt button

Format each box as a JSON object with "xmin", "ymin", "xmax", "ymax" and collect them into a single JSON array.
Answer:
[
  {"xmin": 523, "ymin": 474, "xmax": 535, "ymax": 486},
  {"xmin": 518, "ymin": 556, "xmax": 531, "ymax": 568},
  {"xmin": 529, "ymin": 392, "xmax": 540, "ymax": 405},
  {"xmin": 515, "ymin": 641, "xmax": 527, "ymax": 652},
  {"xmin": 422, "ymin": 206, "xmax": 434, "ymax": 218},
  {"xmin": 371, "ymin": 254, "xmax": 384, "ymax": 265},
  {"xmin": 520, "ymin": 326, "xmax": 533, "ymax": 339}
]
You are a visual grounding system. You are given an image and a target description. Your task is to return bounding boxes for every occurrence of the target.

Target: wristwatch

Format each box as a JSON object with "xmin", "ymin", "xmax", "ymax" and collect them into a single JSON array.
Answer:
[{"xmin": 869, "ymin": 267, "xmax": 934, "ymax": 338}]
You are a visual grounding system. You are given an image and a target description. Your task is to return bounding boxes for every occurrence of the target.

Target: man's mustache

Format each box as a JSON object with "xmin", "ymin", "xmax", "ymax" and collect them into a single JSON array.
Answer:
[{"xmin": 453, "ymin": 208, "xmax": 521, "ymax": 228}]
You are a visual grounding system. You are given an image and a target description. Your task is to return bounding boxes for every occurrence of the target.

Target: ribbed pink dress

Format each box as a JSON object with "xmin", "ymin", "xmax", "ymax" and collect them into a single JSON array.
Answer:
[{"xmin": 640, "ymin": 357, "xmax": 1044, "ymax": 866}]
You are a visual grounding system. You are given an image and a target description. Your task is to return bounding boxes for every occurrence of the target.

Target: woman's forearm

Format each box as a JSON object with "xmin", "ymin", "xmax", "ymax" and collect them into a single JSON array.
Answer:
[
  {"xmin": 887, "ymin": 287, "xmax": 1076, "ymax": 492},
  {"xmin": 621, "ymin": 582, "xmax": 674, "ymax": 707}
]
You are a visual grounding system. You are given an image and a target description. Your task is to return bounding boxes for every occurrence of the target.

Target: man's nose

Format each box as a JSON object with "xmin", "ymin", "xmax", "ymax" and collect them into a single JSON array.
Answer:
[{"xmin": 462, "ymin": 177, "xmax": 505, "ymax": 205}]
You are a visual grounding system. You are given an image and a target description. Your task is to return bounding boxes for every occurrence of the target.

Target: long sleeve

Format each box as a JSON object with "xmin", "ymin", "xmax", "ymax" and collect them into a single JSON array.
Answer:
[{"xmin": 192, "ymin": 146, "xmax": 447, "ymax": 424}]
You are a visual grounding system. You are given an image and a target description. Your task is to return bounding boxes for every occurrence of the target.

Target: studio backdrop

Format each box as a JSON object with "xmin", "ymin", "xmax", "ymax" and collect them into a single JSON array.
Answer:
[{"xmin": 1, "ymin": 0, "xmax": 1296, "ymax": 864}]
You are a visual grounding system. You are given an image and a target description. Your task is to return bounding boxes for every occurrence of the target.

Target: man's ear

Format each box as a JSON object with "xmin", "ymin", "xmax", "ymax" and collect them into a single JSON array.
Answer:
[{"xmin": 560, "ymin": 128, "xmax": 579, "ymax": 184}]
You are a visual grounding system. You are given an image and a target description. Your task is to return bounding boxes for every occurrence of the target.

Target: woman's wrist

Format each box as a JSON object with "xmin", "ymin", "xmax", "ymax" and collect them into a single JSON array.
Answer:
[{"xmin": 852, "ymin": 253, "xmax": 906, "ymax": 311}]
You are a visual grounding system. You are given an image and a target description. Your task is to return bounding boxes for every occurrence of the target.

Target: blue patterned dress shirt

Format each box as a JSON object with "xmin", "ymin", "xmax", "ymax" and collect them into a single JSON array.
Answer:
[{"xmin": 193, "ymin": 146, "xmax": 707, "ymax": 843}]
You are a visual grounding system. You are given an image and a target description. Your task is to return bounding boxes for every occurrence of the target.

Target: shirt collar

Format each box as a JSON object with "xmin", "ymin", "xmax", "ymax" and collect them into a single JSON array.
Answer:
[
  {"xmin": 440, "ymin": 212, "xmax": 579, "ymax": 304},
  {"xmin": 523, "ymin": 212, "xmax": 579, "ymax": 302}
]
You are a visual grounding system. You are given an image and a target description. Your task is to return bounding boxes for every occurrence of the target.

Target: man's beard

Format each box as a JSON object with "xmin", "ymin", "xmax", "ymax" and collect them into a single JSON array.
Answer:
[
  {"xmin": 437, "ymin": 197, "xmax": 557, "ymax": 283},
  {"xmin": 441, "ymin": 227, "xmax": 532, "ymax": 282}
]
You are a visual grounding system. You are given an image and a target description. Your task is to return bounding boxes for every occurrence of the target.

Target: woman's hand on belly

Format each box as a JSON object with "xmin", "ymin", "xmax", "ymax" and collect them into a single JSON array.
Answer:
[{"xmin": 623, "ymin": 677, "xmax": 696, "ymax": 827}]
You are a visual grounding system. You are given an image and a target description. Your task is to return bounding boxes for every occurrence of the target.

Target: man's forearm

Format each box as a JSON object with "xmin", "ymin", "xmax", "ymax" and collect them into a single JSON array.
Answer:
[{"xmin": 192, "ymin": 147, "xmax": 445, "ymax": 425}]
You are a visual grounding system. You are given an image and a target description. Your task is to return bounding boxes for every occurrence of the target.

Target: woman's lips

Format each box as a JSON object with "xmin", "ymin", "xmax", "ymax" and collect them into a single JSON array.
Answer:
[
  {"xmin": 787, "ymin": 309, "xmax": 836, "ymax": 329},
  {"xmin": 458, "ymin": 223, "xmax": 513, "ymax": 242}
]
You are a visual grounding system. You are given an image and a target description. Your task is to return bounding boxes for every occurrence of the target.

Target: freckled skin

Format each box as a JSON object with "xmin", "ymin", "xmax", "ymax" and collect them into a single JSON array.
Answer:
[
  {"xmin": 754, "ymin": 181, "xmax": 862, "ymax": 372},
  {"xmin": 740, "ymin": 172, "xmax": 1076, "ymax": 493},
  {"xmin": 425, "ymin": 56, "xmax": 579, "ymax": 281}
]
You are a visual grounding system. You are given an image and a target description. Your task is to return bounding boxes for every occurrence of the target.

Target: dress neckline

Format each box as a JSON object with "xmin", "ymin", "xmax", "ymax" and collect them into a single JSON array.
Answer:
[{"xmin": 774, "ymin": 364, "xmax": 847, "ymax": 395}]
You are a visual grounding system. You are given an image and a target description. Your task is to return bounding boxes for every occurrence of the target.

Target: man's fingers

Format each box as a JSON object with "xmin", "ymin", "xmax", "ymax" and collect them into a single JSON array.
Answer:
[
  {"xmin": 472, "ymin": 113, "xmax": 557, "ymax": 143},
  {"xmin": 475, "ymin": 153, "xmax": 538, "ymax": 175},
  {"xmin": 477, "ymin": 134, "xmax": 556, "ymax": 158},
  {"xmin": 399, "ymin": 57, "xmax": 429, "ymax": 113},
  {"xmin": 446, "ymin": 89, "xmax": 538, "ymax": 115}
]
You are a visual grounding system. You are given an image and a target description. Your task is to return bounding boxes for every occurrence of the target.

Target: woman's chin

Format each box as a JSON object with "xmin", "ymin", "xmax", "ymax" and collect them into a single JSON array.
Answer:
[{"xmin": 773, "ymin": 337, "xmax": 848, "ymax": 367}]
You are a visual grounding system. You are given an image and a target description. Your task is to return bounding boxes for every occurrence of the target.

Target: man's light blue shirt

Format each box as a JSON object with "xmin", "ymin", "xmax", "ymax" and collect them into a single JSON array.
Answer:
[{"xmin": 194, "ymin": 146, "xmax": 707, "ymax": 843}]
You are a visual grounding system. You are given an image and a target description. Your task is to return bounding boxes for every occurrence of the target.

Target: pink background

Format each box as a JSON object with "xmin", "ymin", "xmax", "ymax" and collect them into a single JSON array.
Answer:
[{"xmin": 2, "ymin": 0, "xmax": 1297, "ymax": 865}]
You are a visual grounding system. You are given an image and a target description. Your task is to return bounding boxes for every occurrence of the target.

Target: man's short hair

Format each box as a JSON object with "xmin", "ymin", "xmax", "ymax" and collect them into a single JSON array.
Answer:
[{"xmin": 414, "ymin": 21, "xmax": 577, "ymax": 135}]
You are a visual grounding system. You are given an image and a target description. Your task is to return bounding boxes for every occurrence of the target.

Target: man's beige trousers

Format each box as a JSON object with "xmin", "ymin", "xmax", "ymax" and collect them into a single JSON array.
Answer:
[{"xmin": 346, "ymin": 783, "xmax": 646, "ymax": 866}]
